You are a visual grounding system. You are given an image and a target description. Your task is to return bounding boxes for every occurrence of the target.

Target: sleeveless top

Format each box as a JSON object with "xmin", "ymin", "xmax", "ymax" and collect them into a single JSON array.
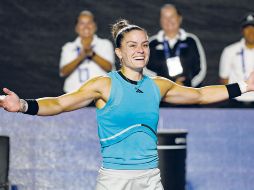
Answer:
[{"xmin": 96, "ymin": 71, "xmax": 161, "ymax": 169}]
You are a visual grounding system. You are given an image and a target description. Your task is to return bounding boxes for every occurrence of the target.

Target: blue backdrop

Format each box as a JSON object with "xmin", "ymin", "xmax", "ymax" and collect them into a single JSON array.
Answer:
[{"xmin": 0, "ymin": 108, "xmax": 253, "ymax": 190}]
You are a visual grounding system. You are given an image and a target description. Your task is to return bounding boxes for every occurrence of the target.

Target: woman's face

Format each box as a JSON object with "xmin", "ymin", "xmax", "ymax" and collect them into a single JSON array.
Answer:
[
  {"xmin": 116, "ymin": 30, "xmax": 150, "ymax": 71},
  {"xmin": 75, "ymin": 14, "xmax": 96, "ymax": 38}
]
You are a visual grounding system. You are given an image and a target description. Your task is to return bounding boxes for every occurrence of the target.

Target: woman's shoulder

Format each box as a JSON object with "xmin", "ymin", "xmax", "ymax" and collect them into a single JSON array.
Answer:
[
  {"xmin": 78, "ymin": 75, "xmax": 112, "ymax": 92},
  {"xmin": 91, "ymin": 75, "xmax": 112, "ymax": 86},
  {"xmin": 151, "ymin": 76, "xmax": 171, "ymax": 83},
  {"xmin": 151, "ymin": 76, "xmax": 174, "ymax": 92}
]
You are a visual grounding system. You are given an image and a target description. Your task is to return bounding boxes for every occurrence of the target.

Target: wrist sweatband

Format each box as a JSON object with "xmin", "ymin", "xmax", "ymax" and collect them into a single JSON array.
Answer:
[
  {"xmin": 225, "ymin": 82, "xmax": 247, "ymax": 99},
  {"xmin": 23, "ymin": 99, "xmax": 39, "ymax": 115}
]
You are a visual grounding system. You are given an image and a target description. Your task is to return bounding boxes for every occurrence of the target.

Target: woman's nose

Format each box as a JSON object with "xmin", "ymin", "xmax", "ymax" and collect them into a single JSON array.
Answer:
[{"xmin": 136, "ymin": 46, "xmax": 144, "ymax": 53}]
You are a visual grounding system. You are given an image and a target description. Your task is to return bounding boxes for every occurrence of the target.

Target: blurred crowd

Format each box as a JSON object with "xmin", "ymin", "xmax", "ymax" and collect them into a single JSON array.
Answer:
[{"xmin": 59, "ymin": 4, "xmax": 254, "ymax": 108}]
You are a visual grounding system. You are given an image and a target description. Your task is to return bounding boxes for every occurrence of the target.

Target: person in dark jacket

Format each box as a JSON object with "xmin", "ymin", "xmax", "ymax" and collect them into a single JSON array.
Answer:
[{"xmin": 147, "ymin": 4, "xmax": 206, "ymax": 88}]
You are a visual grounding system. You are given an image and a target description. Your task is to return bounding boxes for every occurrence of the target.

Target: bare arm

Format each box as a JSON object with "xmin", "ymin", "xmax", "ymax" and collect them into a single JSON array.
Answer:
[
  {"xmin": 60, "ymin": 49, "xmax": 112, "ymax": 77},
  {"xmin": 154, "ymin": 71, "xmax": 254, "ymax": 105},
  {"xmin": 91, "ymin": 52, "xmax": 112, "ymax": 72},
  {"xmin": 37, "ymin": 77, "xmax": 102, "ymax": 115},
  {"xmin": 60, "ymin": 37, "xmax": 93, "ymax": 77},
  {"xmin": 165, "ymin": 83, "xmax": 229, "ymax": 105},
  {"xmin": 80, "ymin": 37, "xmax": 112, "ymax": 72},
  {"xmin": 0, "ymin": 76, "xmax": 111, "ymax": 116},
  {"xmin": 60, "ymin": 52, "xmax": 86, "ymax": 77}
]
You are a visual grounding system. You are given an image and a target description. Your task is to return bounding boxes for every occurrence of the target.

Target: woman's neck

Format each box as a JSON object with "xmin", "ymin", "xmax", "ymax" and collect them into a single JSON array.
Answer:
[{"xmin": 120, "ymin": 67, "xmax": 143, "ymax": 81}]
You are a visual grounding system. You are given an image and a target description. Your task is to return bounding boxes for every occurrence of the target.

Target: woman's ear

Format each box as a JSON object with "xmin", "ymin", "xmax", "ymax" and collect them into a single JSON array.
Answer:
[{"xmin": 115, "ymin": 48, "xmax": 122, "ymax": 60}]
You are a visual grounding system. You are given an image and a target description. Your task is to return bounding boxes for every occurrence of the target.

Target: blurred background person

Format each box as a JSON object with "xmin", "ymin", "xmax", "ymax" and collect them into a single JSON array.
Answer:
[
  {"xmin": 147, "ymin": 4, "xmax": 206, "ymax": 88},
  {"xmin": 219, "ymin": 13, "xmax": 254, "ymax": 108},
  {"xmin": 59, "ymin": 10, "xmax": 115, "ymax": 93}
]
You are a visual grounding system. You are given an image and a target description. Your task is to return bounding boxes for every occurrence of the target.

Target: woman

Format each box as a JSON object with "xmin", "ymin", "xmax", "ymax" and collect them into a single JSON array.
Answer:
[{"xmin": 1, "ymin": 19, "xmax": 254, "ymax": 190}]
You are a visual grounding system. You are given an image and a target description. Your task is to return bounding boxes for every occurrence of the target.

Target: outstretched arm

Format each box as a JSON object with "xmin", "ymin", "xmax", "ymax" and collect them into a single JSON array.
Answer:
[
  {"xmin": 37, "ymin": 77, "xmax": 102, "ymax": 115},
  {"xmin": 0, "ymin": 76, "xmax": 110, "ymax": 116},
  {"xmin": 154, "ymin": 71, "xmax": 254, "ymax": 105}
]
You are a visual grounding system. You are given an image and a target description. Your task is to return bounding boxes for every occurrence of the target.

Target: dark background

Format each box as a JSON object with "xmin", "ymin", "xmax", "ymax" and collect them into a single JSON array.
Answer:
[{"xmin": 0, "ymin": 0, "xmax": 253, "ymax": 98}]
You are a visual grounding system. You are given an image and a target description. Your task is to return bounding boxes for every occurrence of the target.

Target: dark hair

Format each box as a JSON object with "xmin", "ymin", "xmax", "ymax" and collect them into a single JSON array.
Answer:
[{"xmin": 111, "ymin": 19, "xmax": 146, "ymax": 48}]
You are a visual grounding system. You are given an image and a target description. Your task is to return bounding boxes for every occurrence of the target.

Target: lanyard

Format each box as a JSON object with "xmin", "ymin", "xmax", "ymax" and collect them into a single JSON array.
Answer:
[
  {"xmin": 76, "ymin": 47, "xmax": 81, "ymax": 55},
  {"xmin": 163, "ymin": 38, "xmax": 186, "ymax": 59},
  {"xmin": 163, "ymin": 40, "xmax": 171, "ymax": 59}
]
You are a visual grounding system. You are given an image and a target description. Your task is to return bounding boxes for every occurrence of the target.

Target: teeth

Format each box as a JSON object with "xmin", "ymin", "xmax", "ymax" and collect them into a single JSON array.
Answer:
[{"xmin": 134, "ymin": 57, "xmax": 144, "ymax": 60}]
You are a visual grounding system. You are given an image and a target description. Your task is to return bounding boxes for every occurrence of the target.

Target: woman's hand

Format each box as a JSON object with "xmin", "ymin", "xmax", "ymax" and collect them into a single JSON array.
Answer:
[{"xmin": 0, "ymin": 88, "xmax": 21, "ymax": 112}]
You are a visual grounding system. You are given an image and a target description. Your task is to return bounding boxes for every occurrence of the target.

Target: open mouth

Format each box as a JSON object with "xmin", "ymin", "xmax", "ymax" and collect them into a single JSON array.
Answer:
[{"xmin": 133, "ymin": 56, "xmax": 145, "ymax": 61}]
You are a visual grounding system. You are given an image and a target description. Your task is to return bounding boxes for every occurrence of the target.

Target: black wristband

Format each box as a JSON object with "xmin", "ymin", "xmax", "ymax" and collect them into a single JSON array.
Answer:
[
  {"xmin": 24, "ymin": 99, "xmax": 39, "ymax": 115},
  {"xmin": 225, "ymin": 83, "xmax": 242, "ymax": 99}
]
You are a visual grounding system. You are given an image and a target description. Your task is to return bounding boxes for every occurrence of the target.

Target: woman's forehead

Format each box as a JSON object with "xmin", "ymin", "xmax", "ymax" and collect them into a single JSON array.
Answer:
[{"xmin": 123, "ymin": 30, "xmax": 148, "ymax": 41}]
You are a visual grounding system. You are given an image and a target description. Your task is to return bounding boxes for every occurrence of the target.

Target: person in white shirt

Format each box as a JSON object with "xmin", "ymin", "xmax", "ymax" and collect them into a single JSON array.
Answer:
[
  {"xmin": 59, "ymin": 10, "xmax": 115, "ymax": 93},
  {"xmin": 219, "ymin": 12, "xmax": 254, "ymax": 107}
]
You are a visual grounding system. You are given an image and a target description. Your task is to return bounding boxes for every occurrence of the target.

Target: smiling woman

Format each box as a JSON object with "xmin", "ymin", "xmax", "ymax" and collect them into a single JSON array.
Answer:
[
  {"xmin": 1, "ymin": 19, "xmax": 254, "ymax": 190},
  {"xmin": 113, "ymin": 20, "xmax": 150, "ymax": 76},
  {"xmin": 59, "ymin": 10, "xmax": 115, "ymax": 93}
]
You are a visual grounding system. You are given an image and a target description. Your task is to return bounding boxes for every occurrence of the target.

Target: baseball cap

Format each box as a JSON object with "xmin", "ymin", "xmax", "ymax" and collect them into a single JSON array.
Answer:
[{"xmin": 241, "ymin": 13, "xmax": 254, "ymax": 28}]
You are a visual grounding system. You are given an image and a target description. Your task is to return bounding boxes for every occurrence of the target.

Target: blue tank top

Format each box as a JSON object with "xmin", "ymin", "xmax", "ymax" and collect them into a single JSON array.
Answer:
[{"xmin": 96, "ymin": 71, "xmax": 161, "ymax": 170}]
